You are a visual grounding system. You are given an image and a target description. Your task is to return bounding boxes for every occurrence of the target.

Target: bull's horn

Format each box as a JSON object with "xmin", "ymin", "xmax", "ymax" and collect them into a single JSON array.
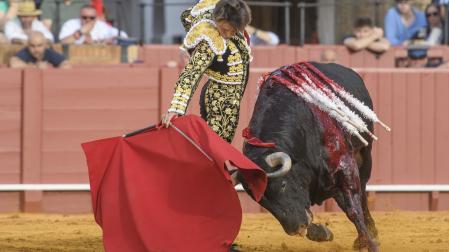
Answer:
[{"xmin": 265, "ymin": 152, "xmax": 292, "ymax": 178}]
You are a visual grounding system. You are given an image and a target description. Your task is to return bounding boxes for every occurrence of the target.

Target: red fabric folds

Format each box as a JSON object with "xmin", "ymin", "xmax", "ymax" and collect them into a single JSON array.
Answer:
[{"xmin": 82, "ymin": 115, "xmax": 267, "ymax": 252}]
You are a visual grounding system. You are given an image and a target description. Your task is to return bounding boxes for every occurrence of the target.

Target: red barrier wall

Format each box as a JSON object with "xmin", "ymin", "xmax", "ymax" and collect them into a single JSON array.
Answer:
[
  {"xmin": 141, "ymin": 45, "xmax": 183, "ymax": 67},
  {"xmin": 0, "ymin": 69, "xmax": 22, "ymax": 212},
  {"xmin": 360, "ymin": 69, "xmax": 449, "ymax": 184},
  {"xmin": 1, "ymin": 66, "xmax": 449, "ymax": 213},
  {"xmin": 141, "ymin": 44, "xmax": 449, "ymax": 69},
  {"xmin": 2, "ymin": 67, "xmax": 160, "ymax": 212}
]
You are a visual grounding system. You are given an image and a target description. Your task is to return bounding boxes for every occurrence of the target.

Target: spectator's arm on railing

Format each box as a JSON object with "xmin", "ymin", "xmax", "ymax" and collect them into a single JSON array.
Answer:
[
  {"xmin": 9, "ymin": 56, "xmax": 28, "ymax": 68},
  {"xmin": 60, "ymin": 30, "xmax": 82, "ymax": 45},
  {"xmin": 367, "ymin": 37, "xmax": 391, "ymax": 53},
  {"xmin": 344, "ymin": 27, "xmax": 385, "ymax": 52},
  {"xmin": 59, "ymin": 60, "xmax": 71, "ymax": 69},
  {"xmin": 344, "ymin": 36, "xmax": 373, "ymax": 51}
]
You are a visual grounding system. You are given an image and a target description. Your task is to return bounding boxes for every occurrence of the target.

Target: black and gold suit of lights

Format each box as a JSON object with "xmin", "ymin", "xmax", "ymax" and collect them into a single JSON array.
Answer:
[{"xmin": 168, "ymin": 1, "xmax": 252, "ymax": 143}]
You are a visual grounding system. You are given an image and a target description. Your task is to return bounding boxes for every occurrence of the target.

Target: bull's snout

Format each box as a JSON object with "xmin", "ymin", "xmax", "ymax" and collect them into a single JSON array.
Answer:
[
  {"xmin": 295, "ymin": 224, "xmax": 308, "ymax": 237},
  {"xmin": 286, "ymin": 209, "xmax": 313, "ymax": 237}
]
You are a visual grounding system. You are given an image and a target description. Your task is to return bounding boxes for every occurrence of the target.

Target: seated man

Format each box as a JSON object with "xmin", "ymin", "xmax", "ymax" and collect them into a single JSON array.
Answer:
[
  {"xmin": 343, "ymin": 17, "xmax": 390, "ymax": 53},
  {"xmin": 59, "ymin": 4, "xmax": 126, "ymax": 45},
  {"xmin": 4, "ymin": 1, "xmax": 54, "ymax": 45},
  {"xmin": 9, "ymin": 31, "xmax": 70, "ymax": 69},
  {"xmin": 41, "ymin": 0, "xmax": 90, "ymax": 36}
]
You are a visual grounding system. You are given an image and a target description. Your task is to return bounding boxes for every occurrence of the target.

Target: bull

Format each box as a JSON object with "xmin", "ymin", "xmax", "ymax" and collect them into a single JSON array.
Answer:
[{"xmin": 240, "ymin": 62, "xmax": 382, "ymax": 252}]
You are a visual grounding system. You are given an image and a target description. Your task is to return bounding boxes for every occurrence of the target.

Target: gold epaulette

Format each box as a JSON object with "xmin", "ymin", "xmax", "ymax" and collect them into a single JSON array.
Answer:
[
  {"xmin": 191, "ymin": 0, "xmax": 219, "ymax": 17},
  {"xmin": 183, "ymin": 19, "xmax": 227, "ymax": 59}
]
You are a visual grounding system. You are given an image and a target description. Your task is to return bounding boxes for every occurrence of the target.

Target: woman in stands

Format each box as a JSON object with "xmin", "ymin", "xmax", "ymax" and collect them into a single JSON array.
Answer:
[
  {"xmin": 162, "ymin": 0, "xmax": 252, "ymax": 143},
  {"xmin": 422, "ymin": 3, "xmax": 445, "ymax": 45}
]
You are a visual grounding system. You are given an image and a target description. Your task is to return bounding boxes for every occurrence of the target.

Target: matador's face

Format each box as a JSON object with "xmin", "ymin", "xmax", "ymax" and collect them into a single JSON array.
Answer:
[{"xmin": 216, "ymin": 20, "xmax": 237, "ymax": 39}]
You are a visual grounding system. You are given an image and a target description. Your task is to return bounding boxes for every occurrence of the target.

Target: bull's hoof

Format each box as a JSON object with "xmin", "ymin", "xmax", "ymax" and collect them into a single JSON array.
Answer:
[
  {"xmin": 353, "ymin": 237, "xmax": 380, "ymax": 250},
  {"xmin": 358, "ymin": 246, "xmax": 378, "ymax": 252},
  {"xmin": 353, "ymin": 238, "xmax": 379, "ymax": 252},
  {"xmin": 306, "ymin": 223, "xmax": 334, "ymax": 242}
]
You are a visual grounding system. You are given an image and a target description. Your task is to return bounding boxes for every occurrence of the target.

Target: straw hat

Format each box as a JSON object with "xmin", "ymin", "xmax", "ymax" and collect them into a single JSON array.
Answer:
[{"xmin": 17, "ymin": 1, "xmax": 41, "ymax": 16}]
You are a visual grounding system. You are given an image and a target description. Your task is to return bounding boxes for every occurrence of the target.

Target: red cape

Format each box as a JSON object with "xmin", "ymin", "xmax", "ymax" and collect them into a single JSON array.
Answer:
[{"xmin": 82, "ymin": 115, "xmax": 267, "ymax": 252}]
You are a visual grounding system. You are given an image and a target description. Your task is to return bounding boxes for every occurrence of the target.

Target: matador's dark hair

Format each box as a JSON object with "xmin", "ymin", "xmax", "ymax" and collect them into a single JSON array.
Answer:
[{"xmin": 213, "ymin": 0, "xmax": 251, "ymax": 31}]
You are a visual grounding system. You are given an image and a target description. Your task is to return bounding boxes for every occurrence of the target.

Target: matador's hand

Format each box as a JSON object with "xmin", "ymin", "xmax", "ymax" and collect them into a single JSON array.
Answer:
[{"xmin": 162, "ymin": 112, "xmax": 179, "ymax": 128}]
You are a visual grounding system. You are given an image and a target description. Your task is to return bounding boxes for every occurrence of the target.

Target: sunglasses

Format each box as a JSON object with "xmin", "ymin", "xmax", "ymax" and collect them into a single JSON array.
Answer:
[
  {"xmin": 426, "ymin": 12, "xmax": 439, "ymax": 17},
  {"xmin": 82, "ymin": 16, "xmax": 96, "ymax": 20}
]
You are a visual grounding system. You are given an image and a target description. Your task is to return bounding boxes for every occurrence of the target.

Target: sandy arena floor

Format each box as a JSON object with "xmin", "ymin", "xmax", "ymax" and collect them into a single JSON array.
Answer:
[{"xmin": 0, "ymin": 212, "xmax": 448, "ymax": 252}]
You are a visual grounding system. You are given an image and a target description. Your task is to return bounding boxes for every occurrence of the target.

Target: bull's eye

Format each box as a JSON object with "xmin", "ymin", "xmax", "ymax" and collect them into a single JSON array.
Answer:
[{"xmin": 281, "ymin": 180, "xmax": 287, "ymax": 193}]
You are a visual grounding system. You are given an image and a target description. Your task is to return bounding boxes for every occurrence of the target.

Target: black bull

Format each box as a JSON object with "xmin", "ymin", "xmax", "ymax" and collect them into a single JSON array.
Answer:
[{"xmin": 241, "ymin": 62, "xmax": 379, "ymax": 252}]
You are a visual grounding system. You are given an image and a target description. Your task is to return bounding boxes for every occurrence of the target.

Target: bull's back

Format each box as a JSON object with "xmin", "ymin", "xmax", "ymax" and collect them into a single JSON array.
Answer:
[{"xmin": 310, "ymin": 62, "xmax": 373, "ymax": 110}]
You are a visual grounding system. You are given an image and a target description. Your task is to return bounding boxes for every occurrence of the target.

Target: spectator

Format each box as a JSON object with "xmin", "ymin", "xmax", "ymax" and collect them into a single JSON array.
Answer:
[
  {"xmin": 9, "ymin": 31, "xmax": 69, "ymax": 68},
  {"xmin": 59, "ymin": 4, "xmax": 126, "ymax": 45},
  {"xmin": 4, "ymin": 1, "xmax": 54, "ymax": 44},
  {"xmin": 320, "ymin": 49, "xmax": 337, "ymax": 63},
  {"xmin": 41, "ymin": 0, "xmax": 90, "ymax": 37},
  {"xmin": 344, "ymin": 17, "xmax": 390, "ymax": 53},
  {"xmin": 384, "ymin": 0, "xmax": 427, "ymax": 46},
  {"xmin": 0, "ymin": 0, "xmax": 18, "ymax": 43},
  {"xmin": 413, "ymin": 3, "xmax": 445, "ymax": 46},
  {"xmin": 245, "ymin": 25, "xmax": 280, "ymax": 46}
]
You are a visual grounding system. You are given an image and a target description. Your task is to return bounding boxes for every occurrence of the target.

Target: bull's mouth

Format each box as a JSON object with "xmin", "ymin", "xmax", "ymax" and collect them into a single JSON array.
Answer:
[
  {"xmin": 288, "ymin": 224, "xmax": 308, "ymax": 237},
  {"xmin": 258, "ymin": 195, "xmax": 314, "ymax": 237}
]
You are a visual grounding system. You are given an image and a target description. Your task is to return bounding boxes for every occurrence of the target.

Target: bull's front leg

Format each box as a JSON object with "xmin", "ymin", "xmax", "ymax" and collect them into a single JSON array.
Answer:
[
  {"xmin": 336, "ymin": 154, "xmax": 378, "ymax": 252},
  {"xmin": 357, "ymin": 147, "xmax": 379, "ymax": 243}
]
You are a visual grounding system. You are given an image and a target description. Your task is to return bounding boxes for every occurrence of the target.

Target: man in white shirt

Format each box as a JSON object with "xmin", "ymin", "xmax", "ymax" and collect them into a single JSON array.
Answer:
[
  {"xmin": 59, "ymin": 5, "xmax": 126, "ymax": 45},
  {"xmin": 4, "ymin": 2, "xmax": 54, "ymax": 45}
]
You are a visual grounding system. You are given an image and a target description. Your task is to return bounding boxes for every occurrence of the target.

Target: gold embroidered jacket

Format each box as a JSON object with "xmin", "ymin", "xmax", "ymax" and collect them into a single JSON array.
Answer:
[{"xmin": 168, "ymin": 0, "xmax": 252, "ymax": 115}]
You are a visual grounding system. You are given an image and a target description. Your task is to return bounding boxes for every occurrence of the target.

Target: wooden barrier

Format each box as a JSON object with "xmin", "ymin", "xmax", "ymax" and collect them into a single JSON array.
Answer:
[
  {"xmin": 141, "ymin": 44, "xmax": 183, "ymax": 67},
  {"xmin": 360, "ymin": 68, "xmax": 449, "ymax": 210},
  {"xmin": 296, "ymin": 45, "xmax": 397, "ymax": 68},
  {"xmin": 67, "ymin": 45, "xmax": 122, "ymax": 64},
  {"xmin": 1, "ymin": 66, "xmax": 449, "ymax": 213},
  {"xmin": 1, "ymin": 44, "xmax": 448, "ymax": 68},
  {"xmin": 0, "ymin": 69, "xmax": 22, "ymax": 212},
  {"xmin": 7, "ymin": 67, "xmax": 160, "ymax": 212},
  {"xmin": 251, "ymin": 45, "xmax": 298, "ymax": 68}
]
